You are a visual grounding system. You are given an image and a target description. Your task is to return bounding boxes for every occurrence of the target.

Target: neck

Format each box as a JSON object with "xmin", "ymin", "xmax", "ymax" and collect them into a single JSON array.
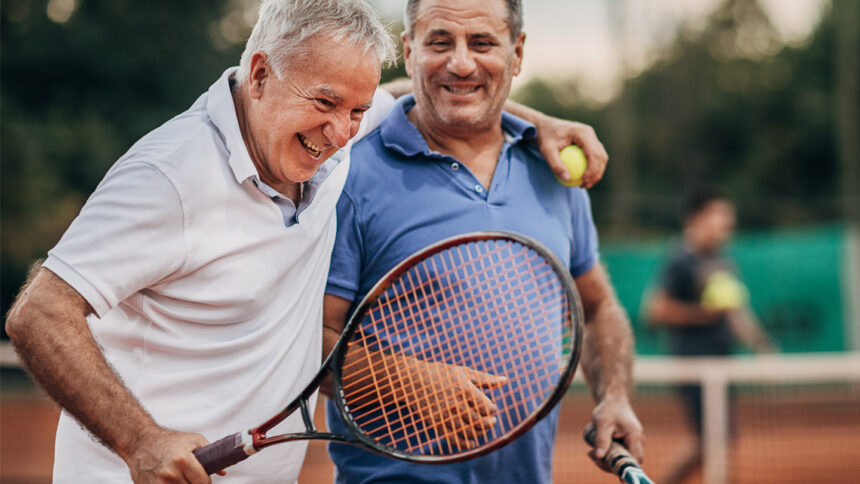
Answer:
[
  {"xmin": 408, "ymin": 106, "xmax": 506, "ymax": 189},
  {"xmin": 684, "ymin": 229, "xmax": 716, "ymax": 255}
]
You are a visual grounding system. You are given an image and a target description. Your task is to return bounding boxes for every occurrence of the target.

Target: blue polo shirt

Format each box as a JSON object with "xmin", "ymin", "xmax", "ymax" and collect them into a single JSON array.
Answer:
[{"xmin": 325, "ymin": 95, "xmax": 599, "ymax": 484}]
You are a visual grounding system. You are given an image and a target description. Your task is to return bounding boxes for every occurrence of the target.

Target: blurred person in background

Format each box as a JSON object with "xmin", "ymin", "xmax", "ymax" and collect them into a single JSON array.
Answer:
[
  {"xmin": 646, "ymin": 189, "xmax": 774, "ymax": 484},
  {"xmin": 320, "ymin": 0, "xmax": 643, "ymax": 482},
  {"xmin": 5, "ymin": 0, "xmax": 610, "ymax": 483}
]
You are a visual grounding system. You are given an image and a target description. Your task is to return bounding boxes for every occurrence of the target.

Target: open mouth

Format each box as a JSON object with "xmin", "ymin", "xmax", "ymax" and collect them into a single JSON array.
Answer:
[
  {"xmin": 298, "ymin": 133, "xmax": 322, "ymax": 158},
  {"xmin": 443, "ymin": 85, "xmax": 480, "ymax": 95}
]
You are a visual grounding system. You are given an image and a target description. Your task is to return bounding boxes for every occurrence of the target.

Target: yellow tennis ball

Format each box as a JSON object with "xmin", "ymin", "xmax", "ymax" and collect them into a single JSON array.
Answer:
[
  {"xmin": 555, "ymin": 145, "xmax": 587, "ymax": 187},
  {"xmin": 701, "ymin": 271, "xmax": 747, "ymax": 310}
]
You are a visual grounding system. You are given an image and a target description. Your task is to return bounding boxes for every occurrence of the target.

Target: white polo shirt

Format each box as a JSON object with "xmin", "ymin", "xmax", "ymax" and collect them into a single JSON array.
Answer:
[{"xmin": 44, "ymin": 68, "xmax": 394, "ymax": 483}]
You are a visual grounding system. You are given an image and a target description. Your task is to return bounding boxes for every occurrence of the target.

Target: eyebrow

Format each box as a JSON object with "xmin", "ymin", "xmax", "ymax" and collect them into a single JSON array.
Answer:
[
  {"xmin": 314, "ymin": 86, "xmax": 344, "ymax": 104},
  {"xmin": 426, "ymin": 29, "xmax": 499, "ymax": 41},
  {"xmin": 315, "ymin": 86, "xmax": 373, "ymax": 110}
]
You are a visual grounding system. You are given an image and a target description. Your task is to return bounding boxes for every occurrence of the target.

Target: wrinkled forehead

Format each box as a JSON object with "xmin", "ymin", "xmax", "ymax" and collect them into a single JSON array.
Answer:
[{"xmin": 412, "ymin": 0, "xmax": 511, "ymax": 38}]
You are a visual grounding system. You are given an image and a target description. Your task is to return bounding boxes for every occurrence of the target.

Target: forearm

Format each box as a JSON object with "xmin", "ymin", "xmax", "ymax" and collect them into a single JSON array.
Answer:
[
  {"xmin": 580, "ymin": 299, "xmax": 634, "ymax": 403},
  {"xmin": 648, "ymin": 292, "xmax": 714, "ymax": 327},
  {"xmin": 6, "ymin": 270, "xmax": 160, "ymax": 461},
  {"xmin": 728, "ymin": 310, "xmax": 774, "ymax": 352},
  {"xmin": 503, "ymin": 98, "xmax": 549, "ymax": 125}
]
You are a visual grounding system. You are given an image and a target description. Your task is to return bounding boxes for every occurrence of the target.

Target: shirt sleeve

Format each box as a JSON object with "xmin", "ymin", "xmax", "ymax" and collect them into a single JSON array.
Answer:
[
  {"xmin": 43, "ymin": 161, "xmax": 187, "ymax": 317},
  {"xmin": 353, "ymin": 88, "xmax": 396, "ymax": 142},
  {"xmin": 325, "ymin": 190, "xmax": 363, "ymax": 302},
  {"xmin": 569, "ymin": 188, "xmax": 600, "ymax": 278}
]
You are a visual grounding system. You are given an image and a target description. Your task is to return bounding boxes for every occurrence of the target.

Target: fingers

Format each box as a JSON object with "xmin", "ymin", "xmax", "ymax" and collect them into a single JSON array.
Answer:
[
  {"xmin": 622, "ymin": 427, "xmax": 645, "ymax": 463},
  {"xmin": 543, "ymin": 147, "xmax": 571, "ymax": 183},
  {"xmin": 587, "ymin": 447, "xmax": 612, "ymax": 473},
  {"xmin": 126, "ymin": 430, "xmax": 214, "ymax": 484},
  {"xmin": 565, "ymin": 123, "xmax": 608, "ymax": 189},
  {"xmin": 442, "ymin": 403, "xmax": 497, "ymax": 450},
  {"xmin": 467, "ymin": 369, "xmax": 508, "ymax": 390},
  {"xmin": 183, "ymin": 434, "xmax": 216, "ymax": 482}
]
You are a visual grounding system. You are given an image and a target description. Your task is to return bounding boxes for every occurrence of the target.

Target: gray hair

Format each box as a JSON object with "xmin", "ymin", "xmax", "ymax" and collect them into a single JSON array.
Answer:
[
  {"xmin": 237, "ymin": 0, "xmax": 397, "ymax": 85},
  {"xmin": 403, "ymin": 0, "xmax": 523, "ymax": 41}
]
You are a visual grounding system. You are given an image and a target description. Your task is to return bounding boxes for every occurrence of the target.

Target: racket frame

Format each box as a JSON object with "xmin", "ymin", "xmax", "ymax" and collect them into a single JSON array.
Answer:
[{"xmin": 330, "ymin": 231, "xmax": 584, "ymax": 463}]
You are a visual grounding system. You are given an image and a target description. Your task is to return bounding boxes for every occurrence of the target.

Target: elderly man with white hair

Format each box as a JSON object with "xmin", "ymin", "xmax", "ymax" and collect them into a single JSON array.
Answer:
[{"xmin": 6, "ymin": 1, "xmax": 608, "ymax": 483}]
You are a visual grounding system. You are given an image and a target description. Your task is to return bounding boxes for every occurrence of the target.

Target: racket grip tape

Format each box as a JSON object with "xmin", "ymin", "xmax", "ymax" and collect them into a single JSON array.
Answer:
[
  {"xmin": 193, "ymin": 432, "xmax": 253, "ymax": 475},
  {"xmin": 583, "ymin": 423, "xmax": 641, "ymax": 478}
]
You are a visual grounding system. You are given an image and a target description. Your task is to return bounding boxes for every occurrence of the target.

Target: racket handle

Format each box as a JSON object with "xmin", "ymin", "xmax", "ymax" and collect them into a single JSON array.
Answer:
[
  {"xmin": 193, "ymin": 432, "xmax": 254, "ymax": 475},
  {"xmin": 583, "ymin": 423, "xmax": 649, "ymax": 484}
]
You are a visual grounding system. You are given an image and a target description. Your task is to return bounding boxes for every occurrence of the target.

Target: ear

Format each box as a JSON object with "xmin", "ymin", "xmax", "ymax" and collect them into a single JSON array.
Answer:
[
  {"xmin": 248, "ymin": 52, "xmax": 271, "ymax": 99},
  {"xmin": 512, "ymin": 33, "xmax": 525, "ymax": 77},
  {"xmin": 401, "ymin": 31, "xmax": 414, "ymax": 78}
]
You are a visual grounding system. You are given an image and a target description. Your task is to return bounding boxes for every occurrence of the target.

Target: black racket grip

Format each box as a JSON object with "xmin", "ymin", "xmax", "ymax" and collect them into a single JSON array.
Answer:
[
  {"xmin": 193, "ymin": 432, "xmax": 252, "ymax": 475},
  {"xmin": 583, "ymin": 423, "xmax": 641, "ymax": 477}
]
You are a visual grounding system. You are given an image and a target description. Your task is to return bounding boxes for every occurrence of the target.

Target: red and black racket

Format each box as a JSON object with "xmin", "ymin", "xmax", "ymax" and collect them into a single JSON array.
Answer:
[{"xmin": 193, "ymin": 231, "xmax": 584, "ymax": 474}]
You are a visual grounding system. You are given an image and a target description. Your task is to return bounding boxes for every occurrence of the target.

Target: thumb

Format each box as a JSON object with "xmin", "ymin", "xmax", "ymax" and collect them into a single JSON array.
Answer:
[{"xmin": 543, "ymin": 147, "xmax": 571, "ymax": 183}]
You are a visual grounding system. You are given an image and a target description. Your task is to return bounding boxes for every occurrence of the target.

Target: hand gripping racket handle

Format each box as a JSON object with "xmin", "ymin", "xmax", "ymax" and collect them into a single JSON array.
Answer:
[
  {"xmin": 193, "ymin": 432, "xmax": 254, "ymax": 475},
  {"xmin": 583, "ymin": 423, "xmax": 653, "ymax": 484}
]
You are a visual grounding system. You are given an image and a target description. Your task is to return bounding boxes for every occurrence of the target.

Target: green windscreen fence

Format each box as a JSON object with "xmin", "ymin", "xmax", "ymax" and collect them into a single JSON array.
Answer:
[{"xmin": 601, "ymin": 225, "xmax": 857, "ymax": 355}]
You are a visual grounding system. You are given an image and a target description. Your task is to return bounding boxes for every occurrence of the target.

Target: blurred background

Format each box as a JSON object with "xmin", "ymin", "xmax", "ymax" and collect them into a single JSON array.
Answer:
[{"xmin": 2, "ymin": 0, "xmax": 858, "ymax": 483}]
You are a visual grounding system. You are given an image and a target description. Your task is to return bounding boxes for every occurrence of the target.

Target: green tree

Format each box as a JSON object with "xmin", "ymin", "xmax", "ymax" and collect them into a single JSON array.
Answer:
[
  {"xmin": 1, "ymin": 0, "xmax": 244, "ymax": 324},
  {"xmin": 514, "ymin": 0, "xmax": 854, "ymax": 231}
]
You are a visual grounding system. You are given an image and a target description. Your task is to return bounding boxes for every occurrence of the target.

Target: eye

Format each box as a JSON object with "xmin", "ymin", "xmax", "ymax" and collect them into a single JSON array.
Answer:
[
  {"xmin": 350, "ymin": 109, "xmax": 367, "ymax": 122},
  {"xmin": 316, "ymin": 98, "xmax": 335, "ymax": 109},
  {"xmin": 471, "ymin": 41, "xmax": 494, "ymax": 52},
  {"xmin": 429, "ymin": 40, "xmax": 451, "ymax": 51}
]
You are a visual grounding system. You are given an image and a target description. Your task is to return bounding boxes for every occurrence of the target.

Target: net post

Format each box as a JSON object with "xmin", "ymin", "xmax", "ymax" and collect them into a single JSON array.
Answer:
[{"xmin": 701, "ymin": 368, "xmax": 729, "ymax": 484}]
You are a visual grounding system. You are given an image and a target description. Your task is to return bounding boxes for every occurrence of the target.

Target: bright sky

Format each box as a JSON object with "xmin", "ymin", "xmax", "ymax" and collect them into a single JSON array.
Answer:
[{"xmin": 370, "ymin": 0, "xmax": 828, "ymax": 102}]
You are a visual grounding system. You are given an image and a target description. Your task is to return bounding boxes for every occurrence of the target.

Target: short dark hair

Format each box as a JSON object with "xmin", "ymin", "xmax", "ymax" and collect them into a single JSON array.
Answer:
[
  {"xmin": 403, "ymin": 0, "xmax": 523, "ymax": 42},
  {"xmin": 682, "ymin": 187, "xmax": 730, "ymax": 220}
]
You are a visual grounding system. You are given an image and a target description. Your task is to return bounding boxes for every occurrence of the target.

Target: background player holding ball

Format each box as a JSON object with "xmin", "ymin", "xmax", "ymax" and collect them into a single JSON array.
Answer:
[{"xmin": 646, "ymin": 189, "xmax": 775, "ymax": 484}]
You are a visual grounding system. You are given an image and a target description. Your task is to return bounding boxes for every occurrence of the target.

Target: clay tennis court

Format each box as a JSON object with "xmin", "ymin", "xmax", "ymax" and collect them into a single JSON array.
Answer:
[{"xmin": 4, "ymin": 377, "xmax": 859, "ymax": 484}]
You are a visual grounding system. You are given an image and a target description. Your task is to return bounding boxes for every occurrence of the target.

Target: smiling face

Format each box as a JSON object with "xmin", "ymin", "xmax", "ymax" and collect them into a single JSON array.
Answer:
[
  {"xmin": 238, "ymin": 33, "xmax": 381, "ymax": 189},
  {"xmin": 403, "ymin": 0, "xmax": 524, "ymax": 136}
]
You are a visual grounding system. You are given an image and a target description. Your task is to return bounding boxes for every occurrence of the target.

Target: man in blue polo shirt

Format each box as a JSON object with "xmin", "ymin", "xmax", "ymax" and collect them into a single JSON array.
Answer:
[{"xmin": 321, "ymin": 0, "xmax": 644, "ymax": 482}]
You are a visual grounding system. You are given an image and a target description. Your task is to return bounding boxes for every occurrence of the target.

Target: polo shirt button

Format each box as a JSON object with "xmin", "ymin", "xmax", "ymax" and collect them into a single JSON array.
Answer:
[
  {"xmin": 474, "ymin": 184, "xmax": 484, "ymax": 193},
  {"xmin": 451, "ymin": 162, "xmax": 460, "ymax": 171}
]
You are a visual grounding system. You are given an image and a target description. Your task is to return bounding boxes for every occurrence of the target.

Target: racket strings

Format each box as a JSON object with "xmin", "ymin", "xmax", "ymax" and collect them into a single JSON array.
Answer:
[
  {"xmin": 342, "ymin": 263, "xmax": 568, "ymax": 413},
  {"xmin": 418, "ymin": 247, "xmax": 570, "ymax": 447},
  {"xmin": 343, "ymin": 240, "xmax": 566, "ymax": 440},
  {"xmin": 341, "ymin": 241, "xmax": 556, "ymax": 406},
  {"xmin": 340, "ymin": 239, "xmax": 572, "ymax": 456},
  {"xmin": 340, "ymin": 241, "xmax": 522, "ymax": 376}
]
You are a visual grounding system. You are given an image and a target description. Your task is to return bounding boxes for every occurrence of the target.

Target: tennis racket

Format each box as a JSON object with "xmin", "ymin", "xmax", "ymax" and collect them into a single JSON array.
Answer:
[
  {"xmin": 584, "ymin": 423, "xmax": 654, "ymax": 484},
  {"xmin": 193, "ymin": 231, "xmax": 584, "ymax": 474}
]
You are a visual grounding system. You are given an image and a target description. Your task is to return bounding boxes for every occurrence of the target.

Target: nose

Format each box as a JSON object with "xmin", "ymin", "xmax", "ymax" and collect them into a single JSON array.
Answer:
[
  {"xmin": 447, "ymin": 43, "xmax": 477, "ymax": 78},
  {"xmin": 323, "ymin": 112, "xmax": 352, "ymax": 148}
]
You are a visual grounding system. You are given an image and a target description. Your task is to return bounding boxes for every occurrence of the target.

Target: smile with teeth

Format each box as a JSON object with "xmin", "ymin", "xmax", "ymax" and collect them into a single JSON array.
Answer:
[
  {"xmin": 444, "ymin": 85, "xmax": 479, "ymax": 95},
  {"xmin": 298, "ymin": 134, "xmax": 322, "ymax": 156}
]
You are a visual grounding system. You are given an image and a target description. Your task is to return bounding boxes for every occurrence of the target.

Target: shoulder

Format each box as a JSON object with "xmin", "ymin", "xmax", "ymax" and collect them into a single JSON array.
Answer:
[
  {"xmin": 345, "ymin": 127, "xmax": 404, "ymax": 192},
  {"xmin": 116, "ymin": 103, "xmax": 232, "ymax": 202}
]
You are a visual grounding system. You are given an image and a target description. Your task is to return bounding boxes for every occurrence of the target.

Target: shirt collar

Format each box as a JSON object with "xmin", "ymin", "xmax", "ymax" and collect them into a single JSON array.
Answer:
[
  {"xmin": 205, "ymin": 67, "xmax": 259, "ymax": 185},
  {"xmin": 380, "ymin": 94, "xmax": 538, "ymax": 158}
]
